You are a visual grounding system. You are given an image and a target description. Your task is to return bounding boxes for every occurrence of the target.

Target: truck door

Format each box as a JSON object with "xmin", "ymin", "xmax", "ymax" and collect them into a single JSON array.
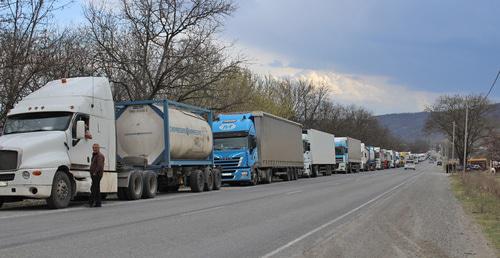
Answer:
[{"xmin": 69, "ymin": 114, "xmax": 92, "ymax": 167}]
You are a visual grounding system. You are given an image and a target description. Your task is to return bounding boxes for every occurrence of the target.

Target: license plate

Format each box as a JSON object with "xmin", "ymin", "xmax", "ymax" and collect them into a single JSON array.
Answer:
[{"xmin": 0, "ymin": 181, "xmax": 7, "ymax": 187}]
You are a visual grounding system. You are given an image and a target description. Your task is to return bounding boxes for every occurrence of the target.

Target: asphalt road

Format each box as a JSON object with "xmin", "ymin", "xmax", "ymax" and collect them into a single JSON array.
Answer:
[{"xmin": 0, "ymin": 163, "xmax": 495, "ymax": 258}]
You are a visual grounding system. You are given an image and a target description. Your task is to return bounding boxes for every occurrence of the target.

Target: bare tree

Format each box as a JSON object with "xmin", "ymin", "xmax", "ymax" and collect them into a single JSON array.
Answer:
[
  {"xmin": 425, "ymin": 94, "xmax": 493, "ymax": 165},
  {"xmin": 0, "ymin": 0, "xmax": 70, "ymax": 124},
  {"xmin": 84, "ymin": 0, "xmax": 240, "ymax": 102}
]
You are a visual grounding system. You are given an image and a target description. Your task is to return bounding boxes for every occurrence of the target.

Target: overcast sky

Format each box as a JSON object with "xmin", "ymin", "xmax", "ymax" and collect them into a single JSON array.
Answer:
[{"xmin": 59, "ymin": 0, "xmax": 500, "ymax": 115}]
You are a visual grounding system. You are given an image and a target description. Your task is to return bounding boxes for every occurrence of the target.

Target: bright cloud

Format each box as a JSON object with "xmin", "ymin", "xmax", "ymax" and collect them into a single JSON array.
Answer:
[{"xmin": 233, "ymin": 43, "xmax": 439, "ymax": 115}]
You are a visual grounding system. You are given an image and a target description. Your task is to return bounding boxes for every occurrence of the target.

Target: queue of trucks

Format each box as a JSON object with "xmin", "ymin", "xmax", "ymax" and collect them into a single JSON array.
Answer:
[{"xmin": 0, "ymin": 77, "xmax": 418, "ymax": 209}]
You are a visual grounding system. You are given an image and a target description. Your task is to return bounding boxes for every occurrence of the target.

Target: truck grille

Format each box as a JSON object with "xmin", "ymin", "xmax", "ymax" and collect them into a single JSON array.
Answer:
[
  {"xmin": 0, "ymin": 173, "xmax": 15, "ymax": 181},
  {"xmin": 214, "ymin": 157, "xmax": 242, "ymax": 175},
  {"xmin": 0, "ymin": 150, "xmax": 18, "ymax": 171},
  {"xmin": 336, "ymin": 158, "xmax": 343, "ymax": 163}
]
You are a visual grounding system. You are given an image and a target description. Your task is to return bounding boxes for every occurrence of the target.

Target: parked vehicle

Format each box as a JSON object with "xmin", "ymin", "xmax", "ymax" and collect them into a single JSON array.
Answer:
[
  {"xmin": 212, "ymin": 112, "xmax": 303, "ymax": 185},
  {"xmin": 335, "ymin": 137, "xmax": 362, "ymax": 173},
  {"xmin": 387, "ymin": 150, "xmax": 395, "ymax": 168},
  {"xmin": 374, "ymin": 147, "xmax": 383, "ymax": 170},
  {"xmin": 404, "ymin": 160, "xmax": 416, "ymax": 170},
  {"xmin": 302, "ymin": 129, "xmax": 336, "ymax": 177},
  {"xmin": 381, "ymin": 149, "xmax": 390, "ymax": 169},
  {"xmin": 0, "ymin": 77, "xmax": 221, "ymax": 209},
  {"xmin": 361, "ymin": 144, "xmax": 376, "ymax": 171}
]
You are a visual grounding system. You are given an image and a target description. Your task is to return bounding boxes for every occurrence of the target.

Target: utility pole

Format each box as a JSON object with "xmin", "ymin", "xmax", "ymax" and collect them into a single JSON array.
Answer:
[
  {"xmin": 463, "ymin": 102, "xmax": 468, "ymax": 174},
  {"xmin": 452, "ymin": 121, "xmax": 455, "ymax": 172}
]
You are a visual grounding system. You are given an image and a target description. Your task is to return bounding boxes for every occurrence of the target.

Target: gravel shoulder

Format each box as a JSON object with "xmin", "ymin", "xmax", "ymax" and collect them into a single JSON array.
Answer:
[{"xmin": 303, "ymin": 165, "xmax": 497, "ymax": 258}]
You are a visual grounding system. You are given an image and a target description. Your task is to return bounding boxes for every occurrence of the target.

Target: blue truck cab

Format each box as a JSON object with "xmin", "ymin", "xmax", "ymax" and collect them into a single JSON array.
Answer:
[
  {"xmin": 212, "ymin": 113, "xmax": 258, "ymax": 183},
  {"xmin": 335, "ymin": 138, "xmax": 348, "ymax": 172}
]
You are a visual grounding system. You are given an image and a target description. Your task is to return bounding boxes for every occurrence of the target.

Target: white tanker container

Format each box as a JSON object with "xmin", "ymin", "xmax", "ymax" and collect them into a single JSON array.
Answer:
[{"xmin": 116, "ymin": 104, "xmax": 213, "ymax": 165}]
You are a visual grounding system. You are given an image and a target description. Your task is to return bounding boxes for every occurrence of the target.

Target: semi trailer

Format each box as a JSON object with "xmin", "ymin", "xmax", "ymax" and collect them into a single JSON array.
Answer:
[
  {"xmin": 302, "ymin": 129, "xmax": 336, "ymax": 177},
  {"xmin": 374, "ymin": 147, "xmax": 382, "ymax": 170},
  {"xmin": 363, "ymin": 145, "xmax": 376, "ymax": 171},
  {"xmin": 335, "ymin": 137, "xmax": 362, "ymax": 173},
  {"xmin": 0, "ymin": 77, "xmax": 221, "ymax": 209},
  {"xmin": 212, "ymin": 112, "xmax": 303, "ymax": 185}
]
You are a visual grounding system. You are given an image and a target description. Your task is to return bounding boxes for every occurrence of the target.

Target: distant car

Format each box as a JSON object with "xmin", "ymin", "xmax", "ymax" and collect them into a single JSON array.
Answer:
[
  {"xmin": 404, "ymin": 160, "xmax": 416, "ymax": 170},
  {"xmin": 437, "ymin": 161, "xmax": 442, "ymax": 166}
]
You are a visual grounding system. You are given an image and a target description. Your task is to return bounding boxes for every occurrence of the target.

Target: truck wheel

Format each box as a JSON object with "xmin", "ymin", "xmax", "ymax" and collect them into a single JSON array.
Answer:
[
  {"xmin": 204, "ymin": 169, "xmax": 214, "ymax": 191},
  {"xmin": 250, "ymin": 169, "xmax": 258, "ymax": 185},
  {"xmin": 117, "ymin": 187, "xmax": 128, "ymax": 200},
  {"xmin": 262, "ymin": 169, "xmax": 272, "ymax": 184},
  {"xmin": 293, "ymin": 169, "xmax": 298, "ymax": 180},
  {"xmin": 312, "ymin": 165, "xmax": 319, "ymax": 177},
  {"xmin": 284, "ymin": 170, "xmax": 291, "ymax": 181},
  {"xmin": 190, "ymin": 170, "xmax": 205, "ymax": 192},
  {"xmin": 142, "ymin": 172, "xmax": 157, "ymax": 199},
  {"xmin": 47, "ymin": 171, "xmax": 72, "ymax": 209},
  {"xmin": 127, "ymin": 171, "xmax": 143, "ymax": 200},
  {"xmin": 0, "ymin": 197, "xmax": 4, "ymax": 208},
  {"xmin": 326, "ymin": 166, "xmax": 333, "ymax": 176},
  {"xmin": 213, "ymin": 169, "xmax": 222, "ymax": 190}
]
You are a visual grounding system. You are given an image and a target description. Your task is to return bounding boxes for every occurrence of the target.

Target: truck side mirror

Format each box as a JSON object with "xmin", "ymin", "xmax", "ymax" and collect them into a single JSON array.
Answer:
[
  {"xmin": 76, "ymin": 120, "xmax": 85, "ymax": 139},
  {"xmin": 250, "ymin": 137, "xmax": 257, "ymax": 149}
]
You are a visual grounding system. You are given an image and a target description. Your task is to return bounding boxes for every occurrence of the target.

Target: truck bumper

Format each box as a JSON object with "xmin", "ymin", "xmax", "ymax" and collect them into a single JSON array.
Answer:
[
  {"xmin": 0, "ymin": 168, "xmax": 57, "ymax": 199},
  {"xmin": 335, "ymin": 162, "xmax": 347, "ymax": 172},
  {"xmin": 221, "ymin": 168, "xmax": 252, "ymax": 182}
]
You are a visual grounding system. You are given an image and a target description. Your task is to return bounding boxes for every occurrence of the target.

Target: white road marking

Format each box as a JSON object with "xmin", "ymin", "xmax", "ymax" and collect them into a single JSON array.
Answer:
[
  {"xmin": 285, "ymin": 190, "xmax": 303, "ymax": 195},
  {"xmin": 261, "ymin": 172, "xmax": 423, "ymax": 258},
  {"xmin": 180, "ymin": 205, "xmax": 225, "ymax": 216}
]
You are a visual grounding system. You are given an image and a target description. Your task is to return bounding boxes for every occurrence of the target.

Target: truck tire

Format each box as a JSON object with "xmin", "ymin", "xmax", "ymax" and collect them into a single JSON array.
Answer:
[
  {"xmin": 117, "ymin": 187, "xmax": 128, "ymax": 200},
  {"xmin": 0, "ymin": 197, "xmax": 4, "ymax": 208},
  {"xmin": 47, "ymin": 171, "xmax": 72, "ymax": 209},
  {"xmin": 284, "ymin": 170, "xmax": 291, "ymax": 181},
  {"xmin": 213, "ymin": 169, "xmax": 222, "ymax": 190},
  {"xmin": 326, "ymin": 166, "xmax": 333, "ymax": 176},
  {"xmin": 100, "ymin": 193, "xmax": 108, "ymax": 200},
  {"xmin": 250, "ymin": 169, "xmax": 258, "ymax": 186},
  {"xmin": 190, "ymin": 170, "xmax": 205, "ymax": 192},
  {"xmin": 204, "ymin": 169, "xmax": 214, "ymax": 191},
  {"xmin": 127, "ymin": 171, "xmax": 143, "ymax": 200},
  {"xmin": 262, "ymin": 169, "xmax": 272, "ymax": 184},
  {"xmin": 142, "ymin": 172, "xmax": 157, "ymax": 199},
  {"xmin": 312, "ymin": 165, "xmax": 319, "ymax": 177},
  {"xmin": 292, "ymin": 169, "xmax": 298, "ymax": 180}
]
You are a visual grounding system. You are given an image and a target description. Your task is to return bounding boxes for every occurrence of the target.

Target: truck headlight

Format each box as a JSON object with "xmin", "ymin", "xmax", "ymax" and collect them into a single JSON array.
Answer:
[
  {"xmin": 241, "ymin": 171, "xmax": 248, "ymax": 177},
  {"xmin": 22, "ymin": 171, "xmax": 30, "ymax": 179}
]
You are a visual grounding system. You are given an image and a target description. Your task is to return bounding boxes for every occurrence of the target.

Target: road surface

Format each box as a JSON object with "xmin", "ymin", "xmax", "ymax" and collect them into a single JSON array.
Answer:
[{"xmin": 0, "ymin": 163, "xmax": 495, "ymax": 257}]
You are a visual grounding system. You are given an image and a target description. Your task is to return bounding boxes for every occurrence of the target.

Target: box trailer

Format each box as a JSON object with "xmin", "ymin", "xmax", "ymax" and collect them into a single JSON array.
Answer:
[
  {"xmin": 213, "ymin": 112, "xmax": 303, "ymax": 184},
  {"xmin": 335, "ymin": 137, "xmax": 362, "ymax": 173},
  {"xmin": 302, "ymin": 129, "xmax": 336, "ymax": 177}
]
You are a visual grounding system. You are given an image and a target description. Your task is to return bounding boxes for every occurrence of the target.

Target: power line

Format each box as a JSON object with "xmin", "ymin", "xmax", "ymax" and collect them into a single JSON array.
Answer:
[{"xmin": 485, "ymin": 70, "xmax": 500, "ymax": 99}]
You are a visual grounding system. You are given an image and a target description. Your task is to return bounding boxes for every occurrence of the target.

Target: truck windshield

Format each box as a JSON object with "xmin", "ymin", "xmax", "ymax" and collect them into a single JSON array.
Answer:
[
  {"xmin": 214, "ymin": 137, "xmax": 248, "ymax": 150},
  {"xmin": 335, "ymin": 147, "xmax": 345, "ymax": 155},
  {"xmin": 3, "ymin": 112, "xmax": 73, "ymax": 135}
]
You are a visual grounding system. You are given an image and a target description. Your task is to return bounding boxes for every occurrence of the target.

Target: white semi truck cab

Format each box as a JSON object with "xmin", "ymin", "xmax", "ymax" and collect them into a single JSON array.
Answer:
[{"xmin": 0, "ymin": 77, "xmax": 219, "ymax": 209}]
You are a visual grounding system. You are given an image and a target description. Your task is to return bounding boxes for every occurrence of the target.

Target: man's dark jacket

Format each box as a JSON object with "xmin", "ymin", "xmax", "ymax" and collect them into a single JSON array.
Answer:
[{"xmin": 90, "ymin": 152, "xmax": 105, "ymax": 177}]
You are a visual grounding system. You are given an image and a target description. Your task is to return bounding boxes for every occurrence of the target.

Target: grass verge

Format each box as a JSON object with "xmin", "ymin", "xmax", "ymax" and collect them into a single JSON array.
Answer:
[{"xmin": 450, "ymin": 172, "xmax": 500, "ymax": 255}]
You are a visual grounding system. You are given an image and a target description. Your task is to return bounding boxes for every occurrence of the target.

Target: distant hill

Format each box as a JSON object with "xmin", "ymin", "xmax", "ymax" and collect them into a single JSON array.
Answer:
[
  {"xmin": 376, "ymin": 112, "xmax": 430, "ymax": 143},
  {"xmin": 377, "ymin": 103, "xmax": 500, "ymax": 143}
]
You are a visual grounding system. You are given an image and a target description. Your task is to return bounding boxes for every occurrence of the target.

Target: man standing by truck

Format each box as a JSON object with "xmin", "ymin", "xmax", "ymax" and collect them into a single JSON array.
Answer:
[{"xmin": 89, "ymin": 143, "xmax": 105, "ymax": 207}]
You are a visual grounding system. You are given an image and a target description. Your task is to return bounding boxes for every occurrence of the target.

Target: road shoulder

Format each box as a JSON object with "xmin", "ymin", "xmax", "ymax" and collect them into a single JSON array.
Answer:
[{"xmin": 303, "ymin": 168, "xmax": 497, "ymax": 258}]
